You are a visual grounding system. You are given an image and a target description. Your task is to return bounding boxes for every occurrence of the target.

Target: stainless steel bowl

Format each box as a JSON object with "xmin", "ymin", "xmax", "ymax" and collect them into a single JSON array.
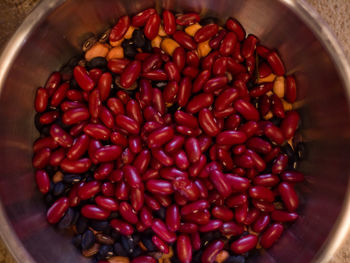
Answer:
[{"xmin": 0, "ymin": 0, "xmax": 350, "ymax": 262}]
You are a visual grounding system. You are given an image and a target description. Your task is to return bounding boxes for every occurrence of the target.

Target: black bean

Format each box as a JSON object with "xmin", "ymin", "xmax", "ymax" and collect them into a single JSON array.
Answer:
[
  {"xmin": 132, "ymin": 29, "xmax": 146, "ymax": 48},
  {"xmin": 201, "ymin": 230, "xmax": 222, "ymax": 246},
  {"xmin": 86, "ymin": 57, "xmax": 107, "ymax": 69},
  {"xmin": 132, "ymin": 233, "xmax": 141, "ymax": 244},
  {"xmin": 296, "ymin": 142, "xmax": 305, "ymax": 160},
  {"xmin": 142, "ymin": 39, "xmax": 152, "ymax": 53},
  {"xmin": 52, "ymin": 182, "xmax": 65, "ymax": 196},
  {"xmin": 270, "ymin": 116, "xmax": 282, "ymax": 126},
  {"xmin": 81, "ymin": 230, "xmax": 95, "ymax": 250},
  {"xmin": 246, "ymin": 80, "xmax": 255, "ymax": 90},
  {"xmin": 192, "ymin": 251, "xmax": 202, "ymax": 263},
  {"xmin": 122, "ymin": 39, "xmax": 135, "ymax": 48},
  {"xmin": 224, "ymin": 255, "xmax": 246, "ymax": 263},
  {"xmin": 131, "ymin": 245, "xmax": 142, "ymax": 258},
  {"xmin": 40, "ymin": 125, "xmax": 51, "ymax": 137},
  {"xmin": 170, "ymin": 257, "xmax": 182, "ymax": 263},
  {"xmin": 90, "ymin": 220, "xmax": 110, "ymax": 232},
  {"xmin": 113, "ymin": 242, "xmax": 128, "ymax": 257},
  {"xmin": 155, "ymin": 206, "xmax": 166, "ymax": 220},
  {"xmin": 110, "ymin": 230, "xmax": 121, "ymax": 241},
  {"xmin": 63, "ymin": 174, "xmax": 82, "ymax": 184},
  {"xmin": 124, "ymin": 45, "xmax": 138, "ymax": 59},
  {"xmin": 141, "ymin": 236, "xmax": 157, "ymax": 252},
  {"xmin": 121, "ymin": 235, "xmax": 135, "ymax": 254},
  {"xmin": 58, "ymin": 208, "xmax": 75, "ymax": 229},
  {"xmin": 282, "ymin": 144, "xmax": 295, "ymax": 159},
  {"xmin": 45, "ymin": 165, "xmax": 56, "ymax": 177},
  {"xmin": 44, "ymin": 193, "xmax": 55, "ymax": 206},
  {"xmin": 199, "ymin": 16, "xmax": 219, "ymax": 26},
  {"xmin": 72, "ymin": 210, "xmax": 80, "ymax": 225},
  {"xmin": 98, "ymin": 244, "xmax": 113, "ymax": 259},
  {"xmin": 76, "ymin": 216, "xmax": 89, "ymax": 234},
  {"xmin": 72, "ymin": 234, "xmax": 82, "ymax": 248}
]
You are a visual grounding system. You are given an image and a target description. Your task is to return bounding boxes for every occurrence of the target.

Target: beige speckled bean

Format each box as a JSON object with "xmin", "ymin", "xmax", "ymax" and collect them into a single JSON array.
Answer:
[
  {"xmin": 273, "ymin": 76, "xmax": 285, "ymax": 98},
  {"xmin": 52, "ymin": 171, "xmax": 63, "ymax": 183}
]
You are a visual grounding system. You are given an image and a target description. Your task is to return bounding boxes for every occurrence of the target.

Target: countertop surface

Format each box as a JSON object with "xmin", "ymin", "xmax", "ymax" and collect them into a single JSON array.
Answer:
[{"xmin": 0, "ymin": 0, "xmax": 349, "ymax": 262}]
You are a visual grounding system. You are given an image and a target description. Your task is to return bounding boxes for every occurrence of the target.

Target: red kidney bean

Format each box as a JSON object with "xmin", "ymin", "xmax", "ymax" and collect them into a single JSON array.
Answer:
[
  {"xmin": 246, "ymin": 137, "xmax": 271, "ymax": 154},
  {"xmin": 174, "ymin": 150, "xmax": 190, "ymax": 170},
  {"xmin": 189, "ymin": 154, "xmax": 207, "ymax": 177},
  {"xmin": 110, "ymin": 219, "xmax": 134, "ymax": 235},
  {"xmin": 151, "ymin": 88, "xmax": 165, "ymax": 115},
  {"xmin": 60, "ymin": 101, "xmax": 83, "ymax": 112},
  {"xmin": 165, "ymin": 204, "xmax": 180, "ymax": 232},
  {"xmin": 73, "ymin": 65, "xmax": 94, "ymax": 91},
  {"xmin": 131, "ymin": 256, "xmax": 156, "ymax": 263},
  {"xmin": 119, "ymin": 201, "xmax": 138, "ymax": 224},
  {"xmin": 198, "ymin": 108, "xmax": 219, "ymax": 136},
  {"xmin": 209, "ymin": 170, "xmax": 232, "ymax": 198},
  {"xmin": 271, "ymin": 153, "xmax": 288, "ymax": 174},
  {"xmin": 126, "ymin": 99, "xmax": 143, "ymax": 125},
  {"xmin": 216, "ymin": 131, "xmax": 247, "ymax": 145},
  {"xmin": 175, "ymin": 13, "xmax": 200, "ymax": 26},
  {"xmin": 281, "ymin": 110, "xmax": 300, "ymax": 140},
  {"xmin": 132, "ymin": 8, "xmax": 156, "ymax": 27},
  {"xmin": 44, "ymin": 71, "xmax": 61, "ymax": 96},
  {"xmin": 194, "ymin": 24, "xmax": 219, "ymax": 43},
  {"xmin": 101, "ymin": 182, "xmax": 115, "ymax": 197},
  {"xmin": 173, "ymin": 46, "xmax": 186, "ymax": 71},
  {"xmin": 233, "ymin": 154, "xmax": 254, "ymax": 169},
  {"xmin": 271, "ymin": 210, "xmax": 298, "ymax": 222},
  {"xmin": 110, "ymin": 15, "xmax": 130, "ymax": 41},
  {"xmin": 242, "ymin": 34, "xmax": 258, "ymax": 58},
  {"xmin": 163, "ymin": 81, "xmax": 179, "ymax": 104},
  {"xmin": 175, "ymin": 193, "xmax": 188, "ymax": 207},
  {"xmin": 235, "ymin": 203, "xmax": 248, "ymax": 223},
  {"xmin": 133, "ymin": 149, "xmax": 151, "ymax": 173},
  {"xmin": 123, "ymin": 165, "xmax": 142, "ymax": 188},
  {"xmin": 110, "ymin": 131, "xmax": 127, "ymax": 147},
  {"xmin": 182, "ymin": 66, "xmax": 199, "ymax": 79},
  {"xmin": 221, "ymin": 222, "xmax": 244, "ymax": 236},
  {"xmin": 108, "ymin": 58, "xmax": 130, "ymax": 75},
  {"xmin": 278, "ymin": 182, "xmax": 299, "ymax": 212},
  {"xmin": 94, "ymin": 145, "xmax": 122, "ymax": 163},
  {"xmin": 39, "ymin": 111, "xmax": 59, "ymax": 125},
  {"xmin": 47, "ymin": 197, "xmax": 69, "ymax": 224},
  {"xmin": 185, "ymin": 137, "xmax": 201, "ymax": 163},
  {"xmin": 89, "ymin": 68, "xmax": 102, "ymax": 83},
  {"xmin": 162, "ymin": 10, "xmax": 176, "ymax": 35},
  {"xmin": 120, "ymin": 60, "xmax": 141, "ymax": 89},
  {"xmin": 144, "ymin": 13, "xmax": 161, "ymax": 39},
  {"xmin": 115, "ymin": 181, "xmax": 130, "ymax": 201},
  {"xmin": 258, "ymin": 62, "xmax": 272, "ymax": 78},
  {"xmin": 165, "ymin": 135, "xmax": 185, "ymax": 153},
  {"xmin": 183, "ymin": 209, "xmax": 210, "ymax": 225},
  {"xmin": 181, "ymin": 200, "xmax": 209, "ymax": 216},
  {"xmin": 226, "ymin": 194, "xmax": 247, "ymax": 208},
  {"xmin": 209, "ymin": 29, "xmax": 226, "ymax": 49},
  {"xmin": 185, "ymin": 51, "xmax": 199, "ymax": 68},
  {"xmin": 96, "ymin": 73, "xmax": 112, "ymax": 102},
  {"xmin": 173, "ymin": 30, "xmax": 197, "ymax": 50},
  {"xmin": 174, "ymin": 111, "xmax": 198, "ymax": 129},
  {"xmin": 230, "ymin": 234, "xmax": 258, "ymax": 254},
  {"xmin": 117, "ymin": 90, "xmax": 131, "ymax": 104},
  {"xmin": 95, "ymin": 196, "xmax": 118, "ymax": 211},
  {"xmin": 67, "ymin": 134, "xmax": 89, "ymax": 160},
  {"xmin": 225, "ymin": 174, "xmax": 250, "ymax": 192},
  {"xmin": 69, "ymin": 121, "xmax": 87, "ymax": 137},
  {"xmin": 142, "ymin": 54, "xmax": 162, "ymax": 73},
  {"xmin": 185, "ymin": 93, "xmax": 213, "ymax": 114},
  {"xmin": 160, "ymin": 167, "xmax": 187, "ymax": 181},
  {"xmin": 48, "ymin": 125, "xmax": 71, "ymax": 150},
  {"xmin": 202, "ymin": 50, "xmax": 220, "ymax": 71},
  {"xmin": 152, "ymin": 219, "xmax": 176, "ymax": 243},
  {"xmin": 192, "ymin": 70, "xmax": 210, "ymax": 93},
  {"xmin": 177, "ymin": 77, "xmax": 192, "ymax": 107},
  {"xmin": 216, "ymin": 147, "xmax": 234, "ymax": 169},
  {"xmin": 99, "ymin": 106, "xmax": 115, "ymax": 129},
  {"xmin": 260, "ymin": 223, "xmax": 284, "ymax": 249},
  {"xmin": 252, "ymin": 199, "xmax": 275, "ymax": 212},
  {"xmin": 197, "ymin": 135, "xmax": 211, "ymax": 153},
  {"xmin": 256, "ymin": 44, "xmax": 270, "ymax": 58},
  {"xmin": 267, "ymin": 51, "xmax": 285, "ymax": 76},
  {"xmin": 193, "ymin": 179, "xmax": 208, "ymax": 199},
  {"xmin": 246, "ymin": 149, "xmax": 266, "ymax": 172},
  {"xmin": 244, "ymin": 207, "xmax": 261, "ymax": 225},
  {"xmin": 250, "ymin": 82, "xmax": 273, "ymax": 97},
  {"xmin": 78, "ymin": 181, "xmax": 101, "ymax": 200},
  {"xmin": 84, "ymin": 123, "xmax": 111, "ymax": 140},
  {"xmin": 146, "ymin": 179, "xmax": 174, "ymax": 195},
  {"xmin": 215, "ymin": 88, "xmax": 239, "ymax": 111},
  {"xmin": 191, "ymin": 231, "xmax": 201, "ymax": 251},
  {"xmin": 199, "ymin": 220, "xmax": 223, "ymax": 232},
  {"xmin": 246, "ymin": 54, "xmax": 255, "ymax": 76},
  {"xmin": 173, "ymin": 176, "xmax": 200, "ymax": 201},
  {"xmin": 233, "ymin": 144, "xmax": 246, "ymax": 155},
  {"xmin": 49, "ymin": 148, "xmax": 65, "ymax": 166},
  {"xmin": 211, "ymin": 206, "xmax": 234, "ymax": 221},
  {"xmin": 62, "ymin": 107, "xmax": 90, "ymax": 125},
  {"xmin": 65, "ymin": 91, "xmax": 84, "ymax": 103},
  {"xmin": 201, "ymin": 240, "xmax": 224, "ymax": 263},
  {"xmin": 151, "ymin": 235, "xmax": 169, "ymax": 254},
  {"xmin": 203, "ymin": 76, "xmax": 228, "ymax": 93},
  {"xmin": 35, "ymin": 170, "xmax": 50, "ymax": 194},
  {"xmin": 234, "ymin": 99, "xmax": 260, "ymax": 121},
  {"xmin": 107, "ymin": 98, "xmax": 125, "ymax": 116},
  {"xmin": 130, "ymin": 187, "xmax": 144, "ymax": 211},
  {"xmin": 140, "ymin": 206, "xmax": 153, "ymax": 227},
  {"xmin": 219, "ymin": 32, "xmax": 237, "ymax": 56},
  {"xmin": 152, "ymin": 148, "xmax": 174, "ymax": 166},
  {"xmin": 50, "ymin": 83, "xmax": 69, "ymax": 108},
  {"xmin": 253, "ymin": 174, "xmax": 280, "ymax": 187},
  {"xmin": 121, "ymin": 147, "xmax": 136, "ymax": 165},
  {"xmin": 252, "ymin": 213, "xmax": 270, "ymax": 232},
  {"xmin": 271, "ymin": 94, "xmax": 285, "ymax": 118},
  {"xmin": 264, "ymin": 123, "xmax": 285, "ymax": 145},
  {"xmin": 115, "ymin": 114, "xmax": 140, "ymax": 135},
  {"xmin": 88, "ymin": 89, "xmax": 101, "ymax": 119},
  {"xmin": 281, "ymin": 170, "xmax": 305, "ymax": 183},
  {"xmin": 164, "ymin": 61, "xmax": 180, "ymax": 82},
  {"xmin": 285, "ymin": 75, "xmax": 297, "ymax": 102},
  {"xmin": 224, "ymin": 114, "xmax": 241, "ymax": 130},
  {"xmin": 177, "ymin": 235, "xmax": 192, "ymax": 263},
  {"xmin": 225, "ymin": 17, "xmax": 245, "ymax": 41}
]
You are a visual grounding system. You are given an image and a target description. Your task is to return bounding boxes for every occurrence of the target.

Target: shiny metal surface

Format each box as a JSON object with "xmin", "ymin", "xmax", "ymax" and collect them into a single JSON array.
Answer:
[{"xmin": 0, "ymin": 0, "xmax": 349, "ymax": 262}]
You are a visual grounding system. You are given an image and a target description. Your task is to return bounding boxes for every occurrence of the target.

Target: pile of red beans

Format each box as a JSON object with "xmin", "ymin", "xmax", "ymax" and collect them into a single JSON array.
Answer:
[{"xmin": 32, "ymin": 8, "xmax": 305, "ymax": 263}]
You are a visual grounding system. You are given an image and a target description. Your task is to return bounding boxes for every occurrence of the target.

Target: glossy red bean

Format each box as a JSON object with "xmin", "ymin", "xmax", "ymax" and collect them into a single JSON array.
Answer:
[
  {"xmin": 209, "ymin": 170, "xmax": 232, "ymax": 198},
  {"xmin": 44, "ymin": 71, "xmax": 61, "ymax": 96},
  {"xmin": 185, "ymin": 137, "xmax": 201, "ymax": 163},
  {"xmin": 181, "ymin": 200, "xmax": 209, "ymax": 216},
  {"xmin": 152, "ymin": 219, "xmax": 176, "ymax": 243},
  {"xmin": 186, "ymin": 93, "xmax": 214, "ymax": 113},
  {"xmin": 221, "ymin": 221, "xmax": 244, "ymax": 236},
  {"xmin": 175, "ymin": 13, "xmax": 200, "ymax": 26},
  {"xmin": 33, "ymin": 137, "xmax": 58, "ymax": 153},
  {"xmin": 173, "ymin": 30, "xmax": 197, "ymax": 50},
  {"xmin": 131, "ymin": 256, "xmax": 156, "ymax": 263},
  {"xmin": 271, "ymin": 94, "xmax": 285, "ymax": 118},
  {"xmin": 62, "ymin": 107, "xmax": 90, "ymax": 125},
  {"xmin": 49, "ymin": 124, "xmax": 73, "ymax": 148},
  {"xmin": 264, "ymin": 124, "xmax": 285, "ymax": 145},
  {"xmin": 144, "ymin": 13, "xmax": 161, "ymax": 39},
  {"xmin": 38, "ymin": 111, "xmax": 59, "ymax": 125},
  {"xmin": 198, "ymin": 108, "xmax": 220, "ymax": 136},
  {"xmin": 164, "ymin": 135, "xmax": 185, "ymax": 153},
  {"xmin": 152, "ymin": 235, "xmax": 169, "ymax": 254},
  {"xmin": 67, "ymin": 134, "xmax": 90, "ymax": 160},
  {"xmin": 192, "ymin": 70, "xmax": 211, "ymax": 93},
  {"xmin": 96, "ymin": 72, "xmax": 112, "ymax": 101},
  {"xmin": 278, "ymin": 182, "xmax": 299, "ymax": 212},
  {"xmin": 226, "ymin": 194, "xmax": 247, "ymax": 208},
  {"xmin": 219, "ymin": 32, "xmax": 237, "ymax": 56},
  {"xmin": 260, "ymin": 223, "xmax": 284, "ymax": 249},
  {"xmin": 201, "ymin": 240, "xmax": 224, "ymax": 263},
  {"xmin": 230, "ymin": 234, "xmax": 258, "ymax": 254},
  {"xmin": 271, "ymin": 210, "xmax": 298, "ymax": 222},
  {"xmin": 146, "ymin": 179, "xmax": 174, "ymax": 195},
  {"xmin": 194, "ymin": 24, "xmax": 219, "ymax": 43},
  {"xmin": 123, "ymin": 165, "xmax": 142, "ymax": 188},
  {"xmin": 94, "ymin": 145, "xmax": 122, "ymax": 163},
  {"xmin": 243, "ymin": 207, "xmax": 261, "ymax": 225},
  {"xmin": 84, "ymin": 124, "xmax": 111, "ymax": 140},
  {"xmin": 177, "ymin": 235, "xmax": 192, "ymax": 263},
  {"xmin": 88, "ymin": 89, "xmax": 101, "ymax": 119},
  {"xmin": 132, "ymin": 8, "xmax": 156, "ymax": 27},
  {"xmin": 281, "ymin": 110, "xmax": 300, "ymax": 140},
  {"xmin": 110, "ymin": 15, "xmax": 130, "ymax": 41},
  {"xmin": 203, "ymin": 76, "xmax": 228, "ymax": 93},
  {"xmin": 99, "ymin": 106, "xmax": 115, "ymax": 129},
  {"xmin": 73, "ymin": 65, "xmax": 94, "ymax": 91},
  {"xmin": 165, "ymin": 204, "xmax": 180, "ymax": 232},
  {"xmin": 225, "ymin": 17, "xmax": 245, "ymax": 41},
  {"xmin": 163, "ymin": 81, "xmax": 179, "ymax": 104},
  {"xmin": 216, "ymin": 131, "xmax": 247, "ymax": 145},
  {"xmin": 162, "ymin": 10, "xmax": 176, "ymax": 35},
  {"xmin": 250, "ymin": 82, "xmax": 273, "ymax": 97},
  {"xmin": 191, "ymin": 231, "xmax": 201, "ymax": 250},
  {"xmin": 151, "ymin": 148, "xmax": 173, "ymax": 166},
  {"xmin": 108, "ymin": 58, "xmax": 130, "ymax": 74},
  {"xmin": 35, "ymin": 170, "xmax": 50, "ymax": 194},
  {"xmin": 164, "ymin": 61, "xmax": 180, "ymax": 82},
  {"xmin": 225, "ymin": 174, "xmax": 250, "ymax": 192},
  {"xmin": 120, "ymin": 60, "xmax": 141, "ymax": 89},
  {"xmin": 267, "ymin": 51, "xmax": 285, "ymax": 76},
  {"xmin": 173, "ymin": 176, "xmax": 200, "ymax": 201},
  {"xmin": 34, "ymin": 88, "xmax": 48, "ymax": 112},
  {"xmin": 281, "ymin": 170, "xmax": 305, "ymax": 183},
  {"xmin": 252, "ymin": 213, "xmax": 270, "ymax": 232},
  {"xmin": 285, "ymin": 75, "xmax": 297, "ymax": 103},
  {"xmin": 110, "ymin": 219, "xmax": 134, "ymax": 235},
  {"xmin": 215, "ymin": 88, "xmax": 239, "ymax": 111},
  {"xmin": 177, "ymin": 77, "xmax": 192, "ymax": 107},
  {"xmin": 115, "ymin": 114, "xmax": 140, "ymax": 135},
  {"xmin": 173, "ymin": 46, "xmax": 186, "ymax": 71},
  {"xmin": 140, "ymin": 206, "xmax": 153, "ymax": 227},
  {"xmin": 47, "ymin": 197, "xmax": 69, "ymax": 224},
  {"xmin": 234, "ymin": 99, "xmax": 260, "ymax": 121},
  {"xmin": 246, "ymin": 137, "xmax": 271, "ymax": 154},
  {"xmin": 211, "ymin": 206, "xmax": 234, "ymax": 221},
  {"xmin": 242, "ymin": 34, "xmax": 258, "ymax": 58},
  {"xmin": 95, "ymin": 196, "xmax": 118, "ymax": 211},
  {"xmin": 119, "ymin": 201, "xmax": 138, "ymax": 224},
  {"xmin": 183, "ymin": 209, "xmax": 210, "ymax": 225},
  {"xmin": 189, "ymin": 155, "xmax": 207, "ymax": 177},
  {"xmin": 253, "ymin": 174, "xmax": 280, "ymax": 187}
]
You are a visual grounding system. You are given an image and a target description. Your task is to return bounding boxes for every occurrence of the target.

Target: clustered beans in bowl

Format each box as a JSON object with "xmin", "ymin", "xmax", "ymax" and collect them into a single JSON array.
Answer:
[{"xmin": 32, "ymin": 7, "xmax": 304, "ymax": 263}]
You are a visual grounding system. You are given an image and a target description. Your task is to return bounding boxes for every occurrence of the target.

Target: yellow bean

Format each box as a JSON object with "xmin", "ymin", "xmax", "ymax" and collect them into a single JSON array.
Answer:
[
  {"xmin": 282, "ymin": 99, "xmax": 293, "ymax": 111},
  {"xmin": 124, "ymin": 26, "xmax": 136, "ymax": 39},
  {"xmin": 106, "ymin": 46, "xmax": 124, "ymax": 60},
  {"xmin": 215, "ymin": 250, "xmax": 229, "ymax": 263},
  {"xmin": 110, "ymin": 38, "xmax": 123, "ymax": 47},
  {"xmin": 197, "ymin": 40, "xmax": 211, "ymax": 58},
  {"xmin": 273, "ymin": 76, "xmax": 285, "ymax": 98},
  {"xmin": 151, "ymin": 35, "xmax": 163, "ymax": 48},
  {"xmin": 108, "ymin": 257, "xmax": 130, "ymax": 263},
  {"xmin": 158, "ymin": 24, "xmax": 167, "ymax": 37},
  {"xmin": 161, "ymin": 38, "xmax": 180, "ymax": 56},
  {"xmin": 52, "ymin": 171, "xmax": 63, "ymax": 183},
  {"xmin": 263, "ymin": 111, "xmax": 273, "ymax": 120},
  {"xmin": 257, "ymin": 73, "xmax": 276, "ymax": 84},
  {"xmin": 185, "ymin": 23, "xmax": 202, "ymax": 36},
  {"xmin": 85, "ymin": 43, "xmax": 109, "ymax": 61}
]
